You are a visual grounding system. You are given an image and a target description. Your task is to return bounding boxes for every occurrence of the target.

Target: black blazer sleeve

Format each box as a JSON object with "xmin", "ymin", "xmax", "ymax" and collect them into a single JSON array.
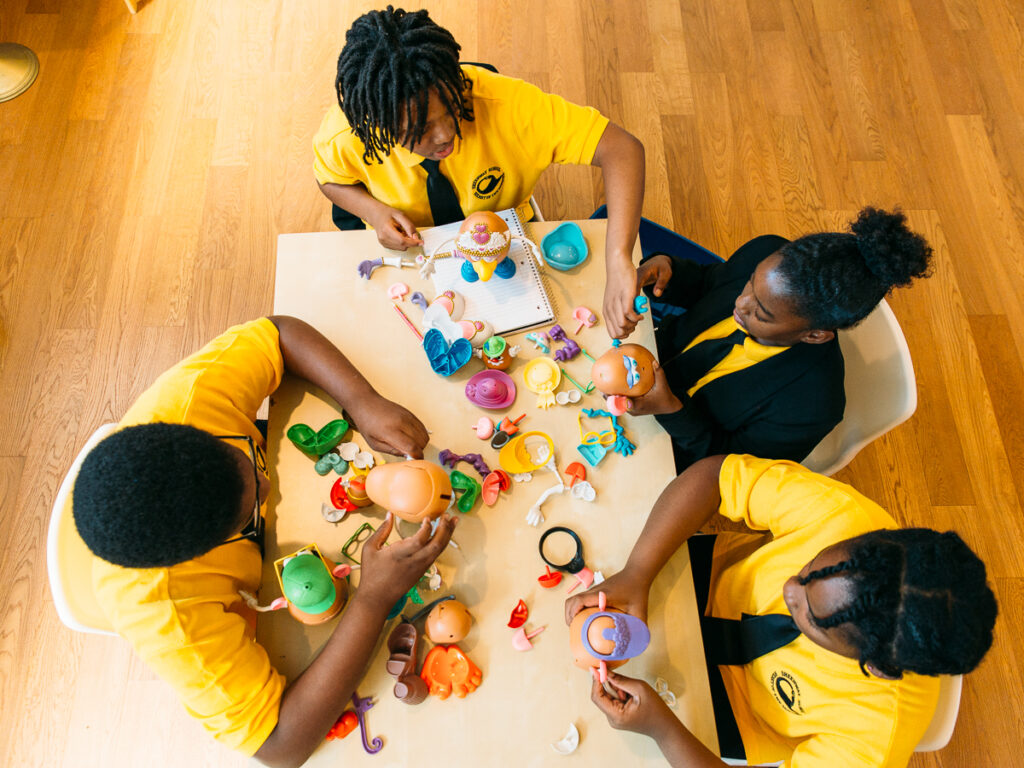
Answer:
[{"xmin": 655, "ymin": 376, "xmax": 844, "ymax": 469}]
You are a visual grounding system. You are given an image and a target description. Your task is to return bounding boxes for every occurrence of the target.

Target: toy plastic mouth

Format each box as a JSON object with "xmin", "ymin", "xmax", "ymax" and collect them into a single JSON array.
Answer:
[{"xmin": 541, "ymin": 222, "xmax": 589, "ymax": 271}]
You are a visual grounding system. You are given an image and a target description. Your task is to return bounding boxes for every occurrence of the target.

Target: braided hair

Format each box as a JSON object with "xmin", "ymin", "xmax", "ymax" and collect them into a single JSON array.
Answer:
[
  {"xmin": 774, "ymin": 207, "xmax": 933, "ymax": 329},
  {"xmin": 335, "ymin": 6, "xmax": 473, "ymax": 164},
  {"xmin": 799, "ymin": 528, "xmax": 997, "ymax": 678}
]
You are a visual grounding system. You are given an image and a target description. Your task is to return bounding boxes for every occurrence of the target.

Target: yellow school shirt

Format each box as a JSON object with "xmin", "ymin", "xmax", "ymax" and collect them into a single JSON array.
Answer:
[
  {"xmin": 682, "ymin": 316, "xmax": 787, "ymax": 397},
  {"xmin": 312, "ymin": 65, "xmax": 609, "ymax": 226},
  {"xmin": 85, "ymin": 319, "xmax": 286, "ymax": 756},
  {"xmin": 710, "ymin": 455, "xmax": 940, "ymax": 768}
]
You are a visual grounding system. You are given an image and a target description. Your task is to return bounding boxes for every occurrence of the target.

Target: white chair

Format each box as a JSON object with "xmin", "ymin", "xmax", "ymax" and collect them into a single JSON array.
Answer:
[
  {"xmin": 916, "ymin": 674, "xmax": 963, "ymax": 752},
  {"xmin": 46, "ymin": 423, "xmax": 119, "ymax": 635},
  {"xmin": 802, "ymin": 299, "xmax": 916, "ymax": 476}
]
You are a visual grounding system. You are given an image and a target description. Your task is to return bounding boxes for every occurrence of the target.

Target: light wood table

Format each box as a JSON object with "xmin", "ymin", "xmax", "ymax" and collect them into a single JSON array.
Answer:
[{"xmin": 263, "ymin": 220, "xmax": 717, "ymax": 766}]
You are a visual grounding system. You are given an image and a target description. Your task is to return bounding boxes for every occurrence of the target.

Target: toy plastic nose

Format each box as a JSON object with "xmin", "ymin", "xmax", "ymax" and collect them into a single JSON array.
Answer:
[{"xmin": 474, "ymin": 259, "xmax": 498, "ymax": 281}]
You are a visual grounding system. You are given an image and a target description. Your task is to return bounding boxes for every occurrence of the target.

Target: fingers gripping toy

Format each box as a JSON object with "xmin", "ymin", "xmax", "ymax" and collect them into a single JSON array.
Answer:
[
  {"xmin": 364, "ymin": 460, "xmax": 453, "ymax": 523},
  {"xmin": 419, "ymin": 210, "xmax": 544, "ymax": 283},
  {"xmin": 590, "ymin": 343, "xmax": 657, "ymax": 415},
  {"xmin": 568, "ymin": 591, "xmax": 651, "ymax": 683}
]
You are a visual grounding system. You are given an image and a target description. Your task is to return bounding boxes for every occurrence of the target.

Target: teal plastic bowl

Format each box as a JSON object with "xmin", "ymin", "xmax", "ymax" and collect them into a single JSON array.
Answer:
[{"xmin": 541, "ymin": 222, "xmax": 589, "ymax": 271}]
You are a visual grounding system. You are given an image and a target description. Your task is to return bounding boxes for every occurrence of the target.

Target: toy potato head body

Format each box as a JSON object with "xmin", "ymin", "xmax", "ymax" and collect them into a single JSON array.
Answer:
[
  {"xmin": 569, "ymin": 593, "xmax": 651, "ymax": 683},
  {"xmin": 455, "ymin": 211, "xmax": 517, "ymax": 283},
  {"xmin": 365, "ymin": 460, "xmax": 453, "ymax": 523},
  {"xmin": 278, "ymin": 548, "xmax": 349, "ymax": 625},
  {"xmin": 590, "ymin": 344, "xmax": 657, "ymax": 415}
]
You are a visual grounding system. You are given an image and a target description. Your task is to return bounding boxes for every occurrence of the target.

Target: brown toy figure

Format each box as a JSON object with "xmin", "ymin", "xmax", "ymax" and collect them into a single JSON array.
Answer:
[
  {"xmin": 590, "ymin": 343, "xmax": 657, "ymax": 415},
  {"xmin": 386, "ymin": 620, "xmax": 429, "ymax": 704},
  {"xmin": 480, "ymin": 336, "xmax": 514, "ymax": 371}
]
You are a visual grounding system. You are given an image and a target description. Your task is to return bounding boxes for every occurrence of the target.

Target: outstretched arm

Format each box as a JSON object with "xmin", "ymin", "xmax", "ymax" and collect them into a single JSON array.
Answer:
[
  {"xmin": 269, "ymin": 315, "xmax": 429, "ymax": 458},
  {"xmin": 592, "ymin": 673, "xmax": 725, "ymax": 767},
  {"xmin": 592, "ymin": 122, "xmax": 645, "ymax": 340},
  {"xmin": 317, "ymin": 182, "xmax": 424, "ymax": 250},
  {"xmin": 254, "ymin": 513, "xmax": 457, "ymax": 768},
  {"xmin": 565, "ymin": 455, "xmax": 726, "ymax": 623}
]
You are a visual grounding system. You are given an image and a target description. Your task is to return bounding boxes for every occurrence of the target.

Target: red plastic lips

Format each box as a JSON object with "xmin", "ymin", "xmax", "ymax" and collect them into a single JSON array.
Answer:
[
  {"xmin": 507, "ymin": 599, "xmax": 528, "ymax": 628},
  {"xmin": 330, "ymin": 477, "xmax": 358, "ymax": 511}
]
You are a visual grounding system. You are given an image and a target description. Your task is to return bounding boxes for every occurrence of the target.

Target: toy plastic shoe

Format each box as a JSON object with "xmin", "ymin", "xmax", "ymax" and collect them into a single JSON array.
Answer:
[
  {"xmin": 419, "ymin": 645, "xmax": 483, "ymax": 699},
  {"xmin": 286, "ymin": 419, "xmax": 350, "ymax": 458},
  {"xmin": 386, "ymin": 620, "xmax": 419, "ymax": 677}
]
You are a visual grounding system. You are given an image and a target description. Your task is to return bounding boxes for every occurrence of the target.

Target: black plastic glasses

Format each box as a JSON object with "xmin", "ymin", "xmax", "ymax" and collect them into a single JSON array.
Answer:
[{"xmin": 215, "ymin": 434, "xmax": 267, "ymax": 554}]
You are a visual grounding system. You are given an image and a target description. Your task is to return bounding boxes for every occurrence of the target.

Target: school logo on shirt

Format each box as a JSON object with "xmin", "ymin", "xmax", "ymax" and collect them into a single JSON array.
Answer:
[
  {"xmin": 472, "ymin": 166, "xmax": 505, "ymax": 199},
  {"xmin": 770, "ymin": 671, "xmax": 804, "ymax": 715}
]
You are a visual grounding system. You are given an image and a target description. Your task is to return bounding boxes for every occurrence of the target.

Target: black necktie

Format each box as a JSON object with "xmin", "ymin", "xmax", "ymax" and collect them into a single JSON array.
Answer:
[
  {"xmin": 421, "ymin": 159, "xmax": 463, "ymax": 225},
  {"xmin": 670, "ymin": 326, "xmax": 748, "ymax": 393},
  {"xmin": 702, "ymin": 612, "xmax": 801, "ymax": 666}
]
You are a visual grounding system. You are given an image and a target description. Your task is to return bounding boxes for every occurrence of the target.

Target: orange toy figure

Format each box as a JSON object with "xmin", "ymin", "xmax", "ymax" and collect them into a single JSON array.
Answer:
[
  {"xmin": 590, "ymin": 343, "xmax": 657, "ymax": 416},
  {"xmin": 419, "ymin": 645, "xmax": 483, "ymax": 699},
  {"xmin": 325, "ymin": 711, "xmax": 358, "ymax": 741},
  {"xmin": 273, "ymin": 544, "xmax": 349, "ymax": 625},
  {"xmin": 568, "ymin": 591, "xmax": 651, "ymax": 683},
  {"xmin": 425, "ymin": 599, "xmax": 473, "ymax": 644},
  {"xmin": 419, "ymin": 210, "xmax": 543, "ymax": 283},
  {"xmin": 364, "ymin": 460, "xmax": 452, "ymax": 523}
]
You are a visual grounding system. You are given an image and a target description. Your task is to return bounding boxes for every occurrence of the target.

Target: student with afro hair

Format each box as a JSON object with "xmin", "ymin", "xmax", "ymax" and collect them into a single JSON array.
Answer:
[
  {"xmin": 71, "ymin": 316, "xmax": 456, "ymax": 767},
  {"xmin": 629, "ymin": 207, "xmax": 934, "ymax": 470},
  {"xmin": 312, "ymin": 6, "xmax": 646, "ymax": 338},
  {"xmin": 566, "ymin": 455, "xmax": 997, "ymax": 768}
]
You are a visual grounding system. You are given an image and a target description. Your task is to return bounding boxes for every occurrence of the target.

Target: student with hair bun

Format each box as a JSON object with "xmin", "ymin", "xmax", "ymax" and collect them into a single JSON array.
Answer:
[{"xmin": 631, "ymin": 207, "xmax": 933, "ymax": 469}]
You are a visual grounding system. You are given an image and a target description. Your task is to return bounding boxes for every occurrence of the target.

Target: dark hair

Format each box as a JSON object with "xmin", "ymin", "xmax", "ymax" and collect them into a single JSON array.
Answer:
[
  {"xmin": 774, "ymin": 207, "xmax": 933, "ymax": 329},
  {"xmin": 73, "ymin": 423, "xmax": 246, "ymax": 568},
  {"xmin": 336, "ymin": 6, "xmax": 473, "ymax": 164},
  {"xmin": 799, "ymin": 528, "xmax": 997, "ymax": 678}
]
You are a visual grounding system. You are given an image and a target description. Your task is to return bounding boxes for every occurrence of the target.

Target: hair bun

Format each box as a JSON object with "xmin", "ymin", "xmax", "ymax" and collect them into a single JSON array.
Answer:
[{"xmin": 850, "ymin": 207, "xmax": 933, "ymax": 289}]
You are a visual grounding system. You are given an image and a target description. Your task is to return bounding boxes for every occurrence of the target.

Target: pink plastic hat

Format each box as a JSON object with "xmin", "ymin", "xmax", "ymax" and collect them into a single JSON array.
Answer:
[{"xmin": 465, "ymin": 370, "xmax": 517, "ymax": 410}]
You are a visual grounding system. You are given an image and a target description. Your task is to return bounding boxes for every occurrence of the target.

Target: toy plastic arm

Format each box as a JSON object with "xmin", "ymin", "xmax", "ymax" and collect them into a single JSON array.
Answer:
[{"xmin": 418, "ymin": 237, "xmax": 455, "ymax": 279}]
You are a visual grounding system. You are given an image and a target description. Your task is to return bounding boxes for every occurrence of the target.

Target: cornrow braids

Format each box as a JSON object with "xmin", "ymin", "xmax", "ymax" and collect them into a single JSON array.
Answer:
[
  {"xmin": 798, "ymin": 529, "xmax": 997, "ymax": 678},
  {"xmin": 335, "ymin": 6, "xmax": 474, "ymax": 164}
]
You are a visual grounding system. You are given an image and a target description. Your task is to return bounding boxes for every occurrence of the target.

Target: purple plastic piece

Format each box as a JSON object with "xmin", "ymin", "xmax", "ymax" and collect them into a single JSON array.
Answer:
[
  {"xmin": 410, "ymin": 291, "xmax": 428, "ymax": 310},
  {"xmin": 358, "ymin": 258, "xmax": 383, "ymax": 280},
  {"xmin": 351, "ymin": 691, "xmax": 383, "ymax": 754},
  {"xmin": 438, "ymin": 449, "xmax": 491, "ymax": 478},
  {"xmin": 549, "ymin": 324, "xmax": 568, "ymax": 342},
  {"xmin": 580, "ymin": 612, "xmax": 651, "ymax": 661},
  {"xmin": 554, "ymin": 339, "xmax": 582, "ymax": 362}
]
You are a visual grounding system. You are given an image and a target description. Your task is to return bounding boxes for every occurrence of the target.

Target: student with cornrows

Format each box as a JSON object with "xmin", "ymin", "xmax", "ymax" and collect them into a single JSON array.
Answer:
[
  {"xmin": 629, "ymin": 207, "xmax": 933, "ymax": 469},
  {"xmin": 566, "ymin": 455, "xmax": 997, "ymax": 768},
  {"xmin": 312, "ymin": 6, "xmax": 646, "ymax": 338}
]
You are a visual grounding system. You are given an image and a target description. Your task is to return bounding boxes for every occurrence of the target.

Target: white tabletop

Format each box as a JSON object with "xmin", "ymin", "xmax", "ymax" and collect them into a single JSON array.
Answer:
[{"xmin": 263, "ymin": 220, "xmax": 717, "ymax": 766}]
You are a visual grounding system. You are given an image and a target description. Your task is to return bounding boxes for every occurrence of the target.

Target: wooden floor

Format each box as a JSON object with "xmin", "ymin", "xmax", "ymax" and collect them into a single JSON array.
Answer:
[{"xmin": 1, "ymin": 0, "xmax": 1022, "ymax": 765}]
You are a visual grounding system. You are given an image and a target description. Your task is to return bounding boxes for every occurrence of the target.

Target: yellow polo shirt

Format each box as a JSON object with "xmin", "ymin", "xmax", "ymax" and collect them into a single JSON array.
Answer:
[
  {"xmin": 312, "ymin": 65, "xmax": 609, "ymax": 226},
  {"xmin": 85, "ymin": 319, "xmax": 285, "ymax": 756},
  {"xmin": 683, "ymin": 316, "xmax": 787, "ymax": 397},
  {"xmin": 710, "ymin": 455, "xmax": 939, "ymax": 768}
]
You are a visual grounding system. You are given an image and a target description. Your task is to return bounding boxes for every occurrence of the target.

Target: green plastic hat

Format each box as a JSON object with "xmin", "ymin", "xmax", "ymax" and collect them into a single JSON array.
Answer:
[
  {"xmin": 281, "ymin": 553, "xmax": 336, "ymax": 614},
  {"xmin": 483, "ymin": 336, "xmax": 506, "ymax": 358}
]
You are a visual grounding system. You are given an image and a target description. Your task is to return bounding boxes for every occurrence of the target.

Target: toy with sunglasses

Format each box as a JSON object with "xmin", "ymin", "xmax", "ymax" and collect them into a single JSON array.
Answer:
[{"xmin": 590, "ymin": 343, "xmax": 657, "ymax": 416}]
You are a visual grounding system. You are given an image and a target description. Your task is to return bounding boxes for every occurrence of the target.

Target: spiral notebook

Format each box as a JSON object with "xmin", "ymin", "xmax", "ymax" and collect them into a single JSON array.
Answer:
[{"xmin": 420, "ymin": 208, "xmax": 555, "ymax": 336}]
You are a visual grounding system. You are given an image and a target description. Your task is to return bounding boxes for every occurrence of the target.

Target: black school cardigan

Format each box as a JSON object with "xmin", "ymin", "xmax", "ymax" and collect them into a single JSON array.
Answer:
[{"xmin": 646, "ymin": 235, "xmax": 845, "ymax": 470}]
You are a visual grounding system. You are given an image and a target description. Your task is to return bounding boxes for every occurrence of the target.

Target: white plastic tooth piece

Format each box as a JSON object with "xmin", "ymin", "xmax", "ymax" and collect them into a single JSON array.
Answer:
[{"xmin": 551, "ymin": 723, "xmax": 580, "ymax": 755}]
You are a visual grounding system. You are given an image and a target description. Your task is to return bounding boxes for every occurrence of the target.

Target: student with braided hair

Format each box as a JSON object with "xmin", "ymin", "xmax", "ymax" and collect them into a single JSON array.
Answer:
[
  {"xmin": 313, "ymin": 6, "xmax": 646, "ymax": 338},
  {"xmin": 630, "ymin": 207, "xmax": 933, "ymax": 469},
  {"xmin": 565, "ymin": 455, "xmax": 997, "ymax": 768}
]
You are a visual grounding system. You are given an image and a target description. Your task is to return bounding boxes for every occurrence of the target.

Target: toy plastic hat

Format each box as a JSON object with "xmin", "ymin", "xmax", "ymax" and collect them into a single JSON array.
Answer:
[
  {"xmin": 465, "ymin": 370, "xmax": 517, "ymax": 409},
  {"xmin": 498, "ymin": 431, "xmax": 554, "ymax": 474},
  {"xmin": 540, "ymin": 222, "xmax": 589, "ymax": 271},
  {"xmin": 281, "ymin": 553, "xmax": 337, "ymax": 615},
  {"xmin": 580, "ymin": 611, "xmax": 651, "ymax": 661}
]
